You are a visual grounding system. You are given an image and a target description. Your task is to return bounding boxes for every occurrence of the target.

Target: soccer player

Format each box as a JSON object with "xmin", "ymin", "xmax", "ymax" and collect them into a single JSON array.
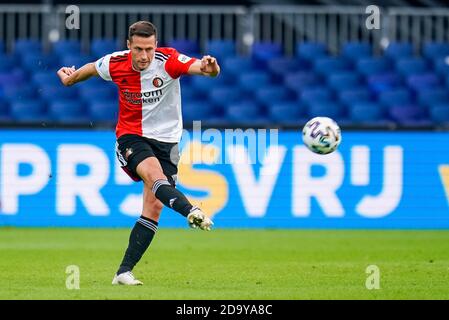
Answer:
[{"xmin": 56, "ymin": 21, "xmax": 220, "ymax": 285}]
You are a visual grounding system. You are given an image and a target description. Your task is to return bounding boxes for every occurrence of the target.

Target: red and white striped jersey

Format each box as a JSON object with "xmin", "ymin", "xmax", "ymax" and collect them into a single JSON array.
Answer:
[{"xmin": 94, "ymin": 47, "xmax": 196, "ymax": 143}]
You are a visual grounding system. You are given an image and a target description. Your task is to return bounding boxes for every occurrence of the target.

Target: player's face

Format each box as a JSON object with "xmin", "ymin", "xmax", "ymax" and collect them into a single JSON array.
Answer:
[{"xmin": 128, "ymin": 35, "xmax": 157, "ymax": 71}]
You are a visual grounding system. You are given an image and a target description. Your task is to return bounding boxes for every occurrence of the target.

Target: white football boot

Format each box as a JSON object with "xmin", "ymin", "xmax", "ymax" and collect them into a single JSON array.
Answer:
[
  {"xmin": 187, "ymin": 208, "xmax": 214, "ymax": 231},
  {"xmin": 112, "ymin": 271, "xmax": 143, "ymax": 286}
]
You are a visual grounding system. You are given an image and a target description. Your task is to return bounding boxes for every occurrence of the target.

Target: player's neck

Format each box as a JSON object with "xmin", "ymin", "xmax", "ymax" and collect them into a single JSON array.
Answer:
[
  {"xmin": 131, "ymin": 61, "xmax": 151, "ymax": 72},
  {"xmin": 131, "ymin": 61, "xmax": 143, "ymax": 72}
]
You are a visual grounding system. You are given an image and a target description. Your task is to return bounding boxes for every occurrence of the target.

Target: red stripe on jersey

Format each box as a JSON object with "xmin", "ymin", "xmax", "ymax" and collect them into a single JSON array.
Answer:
[
  {"xmin": 157, "ymin": 47, "xmax": 196, "ymax": 79},
  {"xmin": 111, "ymin": 55, "xmax": 128, "ymax": 60},
  {"xmin": 111, "ymin": 57, "xmax": 128, "ymax": 62},
  {"xmin": 109, "ymin": 52, "xmax": 143, "ymax": 138}
]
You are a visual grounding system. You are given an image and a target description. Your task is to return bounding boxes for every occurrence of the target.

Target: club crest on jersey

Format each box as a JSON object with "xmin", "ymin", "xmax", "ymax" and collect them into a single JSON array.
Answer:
[
  {"xmin": 152, "ymin": 77, "xmax": 164, "ymax": 88},
  {"xmin": 178, "ymin": 54, "xmax": 191, "ymax": 63}
]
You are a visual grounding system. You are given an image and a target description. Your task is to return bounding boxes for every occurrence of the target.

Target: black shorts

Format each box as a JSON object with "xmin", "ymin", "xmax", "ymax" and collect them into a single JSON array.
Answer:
[{"xmin": 115, "ymin": 134, "xmax": 180, "ymax": 186}]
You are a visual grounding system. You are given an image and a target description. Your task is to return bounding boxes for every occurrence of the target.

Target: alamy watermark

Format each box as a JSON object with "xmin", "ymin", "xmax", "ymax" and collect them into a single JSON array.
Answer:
[
  {"xmin": 65, "ymin": 4, "xmax": 381, "ymax": 31},
  {"xmin": 176, "ymin": 121, "xmax": 279, "ymax": 166},
  {"xmin": 66, "ymin": 265, "xmax": 80, "ymax": 290},
  {"xmin": 365, "ymin": 265, "xmax": 380, "ymax": 290},
  {"xmin": 66, "ymin": 5, "xmax": 80, "ymax": 30},
  {"xmin": 365, "ymin": 5, "xmax": 381, "ymax": 30}
]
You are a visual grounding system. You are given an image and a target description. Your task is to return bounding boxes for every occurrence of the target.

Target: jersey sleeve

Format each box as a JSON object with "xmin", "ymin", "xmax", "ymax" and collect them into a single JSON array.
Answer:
[
  {"xmin": 95, "ymin": 54, "xmax": 112, "ymax": 81},
  {"xmin": 164, "ymin": 49, "xmax": 197, "ymax": 79}
]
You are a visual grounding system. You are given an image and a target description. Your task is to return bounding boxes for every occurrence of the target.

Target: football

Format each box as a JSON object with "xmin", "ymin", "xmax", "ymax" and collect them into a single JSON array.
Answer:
[{"xmin": 302, "ymin": 117, "xmax": 342, "ymax": 154}]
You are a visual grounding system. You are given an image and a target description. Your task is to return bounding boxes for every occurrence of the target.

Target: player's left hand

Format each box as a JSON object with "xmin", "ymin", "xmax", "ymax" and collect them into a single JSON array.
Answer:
[
  {"xmin": 200, "ymin": 55, "xmax": 220, "ymax": 76},
  {"xmin": 57, "ymin": 65, "xmax": 76, "ymax": 86}
]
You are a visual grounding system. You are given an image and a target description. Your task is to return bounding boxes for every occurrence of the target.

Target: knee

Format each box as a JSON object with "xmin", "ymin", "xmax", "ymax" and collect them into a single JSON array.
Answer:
[
  {"xmin": 142, "ymin": 199, "xmax": 163, "ymax": 221},
  {"xmin": 142, "ymin": 172, "xmax": 169, "ymax": 189},
  {"xmin": 153, "ymin": 200, "xmax": 164, "ymax": 213},
  {"xmin": 136, "ymin": 162, "xmax": 166, "ymax": 185},
  {"xmin": 139, "ymin": 171, "xmax": 155, "ymax": 185}
]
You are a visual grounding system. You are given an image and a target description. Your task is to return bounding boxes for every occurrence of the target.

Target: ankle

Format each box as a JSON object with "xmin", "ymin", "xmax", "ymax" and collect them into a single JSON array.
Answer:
[{"xmin": 117, "ymin": 266, "xmax": 132, "ymax": 275}]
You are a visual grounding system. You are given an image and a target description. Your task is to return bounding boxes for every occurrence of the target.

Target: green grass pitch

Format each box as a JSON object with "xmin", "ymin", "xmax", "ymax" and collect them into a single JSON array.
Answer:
[{"xmin": 1, "ymin": 228, "xmax": 449, "ymax": 300}]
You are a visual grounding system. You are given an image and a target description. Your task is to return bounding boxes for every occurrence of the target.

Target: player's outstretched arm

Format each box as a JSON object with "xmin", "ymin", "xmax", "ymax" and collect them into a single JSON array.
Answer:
[
  {"xmin": 188, "ymin": 55, "xmax": 220, "ymax": 77},
  {"xmin": 56, "ymin": 62, "xmax": 99, "ymax": 86}
]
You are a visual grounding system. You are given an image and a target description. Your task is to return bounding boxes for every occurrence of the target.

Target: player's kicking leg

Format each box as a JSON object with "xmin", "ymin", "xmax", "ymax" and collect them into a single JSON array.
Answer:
[
  {"xmin": 112, "ymin": 184, "xmax": 163, "ymax": 285},
  {"xmin": 136, "ymin": 157, "xmax": 213, "ymax": 231}
]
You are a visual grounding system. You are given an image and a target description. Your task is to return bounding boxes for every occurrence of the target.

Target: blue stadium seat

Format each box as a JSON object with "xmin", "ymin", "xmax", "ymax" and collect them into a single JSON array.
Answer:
[
  {"xmin": 327, "ymin": 72, "xmax": 360, "ymax": 91},
  {"xmin": 21, "ymin": 53, "xmax": 60, "ymax": 72},
  {"xmin": 366, "ymin": 73, "xmax": 402, "ymax": 93},
  {"xmin": 238, "ymin": 72, "xmax": 270, "ymax": 92},
  {"xmin": 52, "ymin": 40, "xmax": 81, "ymax": 56},
  {"xmin": 0, "ymin": 71, "xmax": 25, "ymax": 87},
  {"xmin": 190, "ymin": 73, "xmax": 230, "ymax": 95},
  {"xmin": 205, "ymin": 40, "xmax": 235, "ymax": 61},
  {"xmin": 79, "ymin": 85, "xmax": 116, "ymax": 101},
  {"xmin": 296, "ymin": 42, "xmax": 327, "ymax": 60},
  {"xmin": 201, "ymin": 116, "xmax": 232, "ymax": 126},
  {"xmin": 300, "ymin": 88, "xmax": 332, "ymax": 106},
  {"xmin": 61, "ymin": 55, "xmax": 95, "ymax": 68},
  {"xmin": 252, "ymin": 42, "xmax": 282, "ymax": 63},
  {"xmin": 342, "ymin": 42, "xmax": 372, "ymax": 60},
  {"xmin": 5, "ymin": 35, "xmax": 449, "ymax": 128},
  {"xmin": 180, "ymin": 75, "xmax": 192, "ymax": 86},
  {"xmin": 77, "ymin": 75, "xmax": 105, "ymax": 90},
  {"xmin": 434, "ymin": 57, "xmax": 449, "ymax": 76},
  {"xmin": 10, "ymin": 100, "xmax": 47, "ymax": 122},
  {"xmin": 91, "ymin": 39, "xmax": 121, "ymax": 58},
  {"xmin": 89, "ymin": 100, "xmax": 117, "ymax": 122},
  {"xmin": 208, "ymin": 86, "xmax": 242, "ymax": 107},
  {"xmin": 0, "ymin": 55, "xmax": 19, "ymax": 72},
  {"xmin": 182, "ymin": 100, "xmax": 217, "ymax": 121},
  {"xmin": 11, "ymin": 68, "xmax": 26, "ymax": 82},
  {"xmin": 307, "ymin": 101, "xmax": 345, "ymax": 119},
  {"xmin": 384, "ymin": 42, "xmax": 414, "ymax": 60},
  {"xmin": 339, "ymin": 88, "xmax": 373, "ymax": 106},
  {"xmin": 284, "ymin": 71, "xmax": 320, "ymax": 93},
  {"xmin": 267, "ymin": 57, "xmax": 310, "ymax": 78},
  {"xmin": 417, "ymin": 88, "xmax": 449, "ymax": 108},
  {"xmin": 32, "ymin": 71, "xmax": 61, "ymax": 86},
  {"xmin": 356, "ymin": 57, "xmax": 391, "ymax": 76},
  {"xmin": 0, "ymin": 99, "xmax": 10, "ymax": 121},
  {"xmin": 40, "ymin": 85, "xmax": 79, "ymax": 101},
  {"xmin": 379, "ymin": 88, "xmax": 412, "ymax": 108},
  {"xmin": 0, "ymin": 41, "xmax": 4, "ymax": 54},
  {"xmin": 167, "ymin": 39, "xmax": 199, "ymax": 56},
  {"xmin": 267, "ymin": 102, "xmax": 306, "ymax": 123},
  {"xmin": 226, "ymin": 101, "xmax": 264, "ymax": 123},
  {"xmin": 429, "ymin": 104, "xmax": 449, "ymax": 123},
  {"xmin": 406, "ymin": 73, "xmax": 440, "ymax": 91},
  {"xmin": 14, "ymin": 39, "xmax": 42, "ymax": 55},
  {"xmin": 348, "ymin": 102, "xmax": 385, "ymax": 123},
  {"xmin": 255, "ymin": 86, "xmax": 293, "ymax": 105},
  {"xmin": 2, "ymin": 84, "xmax": 37, "ymax": 102},
  {"xmin": 388, "ymin": 104, "xmax": 427, "ymax": 124},
  {"xmin": 396, "ymin": 58, "xmax": 428, "ymax": 76},
  {"xmin": 181, "ymin": 85, "xmax": 202, "ymax": 102},
  {"xmin": 314, "ymin": 57, "xmax": 352, "ymax": 75},
  {"xmin": 49, "ymin": 100, "xmax": 88, "ymax": 123},
  {"xmin": 223, "ymin": 57, "xmax": 257, "ymax": 75},
  {"xmin": 423, "ymin": 42, "xmax": 449, "ymax": 60}
]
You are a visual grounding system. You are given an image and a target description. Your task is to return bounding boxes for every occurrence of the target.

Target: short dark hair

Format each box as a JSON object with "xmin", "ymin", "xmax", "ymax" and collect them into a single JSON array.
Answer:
[{"xmin": 128, "ymin": 21, "xmax": 157, "ymax": 41}]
